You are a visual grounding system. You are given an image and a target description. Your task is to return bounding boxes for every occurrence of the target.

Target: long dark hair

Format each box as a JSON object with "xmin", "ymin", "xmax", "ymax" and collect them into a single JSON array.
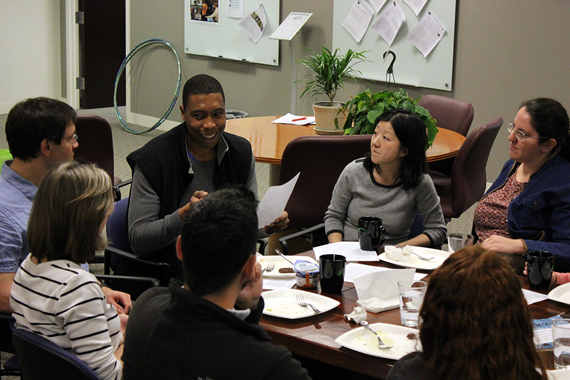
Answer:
[
  {"xmin": 419, "ymin": 246, "xmax": 546, "ymax": 380},
  {"xmin": 363, "ymin": 109, "xmax": 428, "ymax": 190},
  {"xmin": 521, "ymin": 98, "xmax": 570, "ymax": 161}
]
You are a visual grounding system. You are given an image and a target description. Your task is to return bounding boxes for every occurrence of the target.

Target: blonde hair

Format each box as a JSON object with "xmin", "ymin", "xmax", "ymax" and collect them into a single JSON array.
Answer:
[{"xmin": 28, "ymin": 162, "xmax": 114, "ymax": 264}]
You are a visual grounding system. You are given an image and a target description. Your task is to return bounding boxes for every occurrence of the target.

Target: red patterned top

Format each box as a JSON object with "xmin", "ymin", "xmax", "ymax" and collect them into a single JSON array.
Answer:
[{"xmin": 474, "ymin": 172, "xmax": 526, "ymax": 242}]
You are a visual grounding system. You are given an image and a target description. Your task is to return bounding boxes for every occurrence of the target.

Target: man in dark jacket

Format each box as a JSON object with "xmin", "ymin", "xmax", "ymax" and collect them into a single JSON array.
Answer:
[
  {"xmin": 122, "ymin": 186, "xmax": 310, "ymax": 380},
  {"xmin": 126, "ymin": 74, "xmax": 288, "ymax": 279}
]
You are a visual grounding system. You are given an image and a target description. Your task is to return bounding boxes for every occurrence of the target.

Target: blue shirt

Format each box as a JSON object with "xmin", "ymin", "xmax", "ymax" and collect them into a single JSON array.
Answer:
[
  {"xmin": 0, "ymin": 160, "xmax": 35, "ymax": 272},
  {"xmin": 0, "ymin": 161, "xmax": 89, "ymax": 272}
]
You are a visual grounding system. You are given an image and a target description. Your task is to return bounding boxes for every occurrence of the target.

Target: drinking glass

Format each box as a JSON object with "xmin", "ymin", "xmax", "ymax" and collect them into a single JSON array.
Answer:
[
  {"xmin": 397, "ymin": 280, "xmax": 427, "ymax": 328},
  {"xmin": 553, "ymin": 319, "xmax": 570, "ymax": 369},
  {"xmin": 447, "ymin": 233, "xmax": 474, "ymax": 254}
]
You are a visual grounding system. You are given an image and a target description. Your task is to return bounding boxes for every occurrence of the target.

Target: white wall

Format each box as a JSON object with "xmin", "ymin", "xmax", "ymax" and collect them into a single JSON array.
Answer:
[{"xmin": 0, "ymin": 0, "xmax": 63, "ymax": 114}]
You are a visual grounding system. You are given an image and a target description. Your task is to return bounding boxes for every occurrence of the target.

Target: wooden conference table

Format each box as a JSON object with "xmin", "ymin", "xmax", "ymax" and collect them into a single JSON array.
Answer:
[
  {"xmin": 225, "ymin": 116, "xmax": 466, "ymax": 165},
  {"xmin": 259, "ymin": 251, "xmax": 568, "ymax": 379}
]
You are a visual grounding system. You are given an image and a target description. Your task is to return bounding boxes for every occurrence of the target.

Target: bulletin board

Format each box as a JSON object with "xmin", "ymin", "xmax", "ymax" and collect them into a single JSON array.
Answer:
[
  {"xmin": 332, "ymin": 0, "xmax": 456, "ymax": 91},
  {"xmin": 184, "ymin": 0, "xmax": 280, "ymax": 66}
]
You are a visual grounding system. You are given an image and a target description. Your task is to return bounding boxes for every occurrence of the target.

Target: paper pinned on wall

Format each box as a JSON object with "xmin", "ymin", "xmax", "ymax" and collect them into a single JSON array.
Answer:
[
  {"xmin": 367, "ymin": 0, "xmax": 388, "ymax": 13},
  {"xmin": 227, "ymin": 0, "xmax": 244, "ymax": 18},
  {"xmin": 239, "ymin": 3, "xmax": 267, "ymax": 43},
  {"xmin": 407, "ymin": 10, "xmax": 446, "ymax": 58},
  {"xmin": 371, "ymin": 1, "xmax": 406, "ymax": 47},
  {"xmin": 402, "ymin": 0, "xmax": 428, "ymax": 16},
  {"xmin": 342, "ymin": 0, "xmax": 374, "ymax": 43}
]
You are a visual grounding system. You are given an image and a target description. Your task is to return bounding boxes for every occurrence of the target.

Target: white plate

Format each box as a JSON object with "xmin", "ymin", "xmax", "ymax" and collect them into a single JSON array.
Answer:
[
  {"xmin": 334, "ymin": 322, "xmax": 420, "ymax": 360},
  {"xmin": 262, "ymin": 289, "xmax": 340, "ymax": 319},
  {"xmin": 548, "ymin": 283, "xmax": 570, "ymax": 305},
  {"xmin": 258, "ymin": 255, "xmax": 317, "ymax": 278},
  {"xmin": 378, "ymin": 246, "xmax": 449, "ymax": 270}
]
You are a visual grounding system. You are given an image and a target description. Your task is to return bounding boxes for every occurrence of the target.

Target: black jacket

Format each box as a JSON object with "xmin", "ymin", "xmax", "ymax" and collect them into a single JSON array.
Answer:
[{"xmin": 122, "ymin": 279, "xmax": 311, "ymax": 380}]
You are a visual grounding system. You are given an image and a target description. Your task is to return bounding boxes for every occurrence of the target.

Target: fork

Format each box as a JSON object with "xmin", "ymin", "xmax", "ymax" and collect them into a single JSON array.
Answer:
[
  {"xmin": 395, "ymin": 245, "xmax": 434, "ymax": 261},
  {"xmin": 410, "ymin": 251, "xmax": 435, "ymax": 261},
  {"xmin": 296, "ymin": 294, "xmax": 320, "ymax": 314},
  {"xmin": 360, "ymin": 321, "xmax": 393, "ymax": 349},
  {"xmin": 262, "ymin": 262, "xmax": 275, "ymax": 273}
]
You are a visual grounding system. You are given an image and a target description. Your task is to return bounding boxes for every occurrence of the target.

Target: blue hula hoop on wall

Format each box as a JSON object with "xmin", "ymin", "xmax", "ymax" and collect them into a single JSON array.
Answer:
[{"xmin": 114, "ymin": 38, "xmax": 181, "ymax": 134}]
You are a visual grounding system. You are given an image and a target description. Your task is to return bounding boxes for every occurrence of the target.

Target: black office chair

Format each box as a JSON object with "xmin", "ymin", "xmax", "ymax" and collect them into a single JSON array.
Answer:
[
  {"xmin": 12, "ymin": 329, "xmax": 99, "ymax": 380},
  {"xmin": 0, "ymin": 313, "xmax": 20, "ymax": 376},
  {"xmin": 104, "ymin": 197, "xmax": 171, "ymax": 299}
]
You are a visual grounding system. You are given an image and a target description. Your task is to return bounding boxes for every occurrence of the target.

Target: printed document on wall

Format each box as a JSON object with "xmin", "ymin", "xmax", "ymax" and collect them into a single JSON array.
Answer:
[
  {"xmin": 407, "ymin": 11, "xmax": 446, "ymax": 58},
  {"xmin": 371, "ymin": 1, "xmax": 406, "ymax": 46},
  {"xmin": 239, "ymin": 4, "xmax": 267, "ymax": 43},
  {"xmin": 342, "ymin": 0, "xmax": 374, "ymax": 43},
  {"xmin": 368, "ymin": 0, "xmax": 388, "ymax": 13},
  {"xmin": 227, "ymin": 0, "xmax": 244, "ymax": 18},
  {"xmin": 402, "ymin": 0, "xmax": 428, "ymax": 16}
]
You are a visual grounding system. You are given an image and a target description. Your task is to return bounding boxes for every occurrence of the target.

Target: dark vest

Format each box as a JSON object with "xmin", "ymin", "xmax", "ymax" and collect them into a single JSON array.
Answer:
[{"xmin": 126, "ymin": 123, "xmax": 252, "ymax": 264}]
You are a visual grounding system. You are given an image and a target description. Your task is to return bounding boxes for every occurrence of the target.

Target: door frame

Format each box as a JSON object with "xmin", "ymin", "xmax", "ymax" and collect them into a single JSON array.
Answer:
[{"xmin": 64, "ymin": 0, "xmax": 131, "ymax": 110}]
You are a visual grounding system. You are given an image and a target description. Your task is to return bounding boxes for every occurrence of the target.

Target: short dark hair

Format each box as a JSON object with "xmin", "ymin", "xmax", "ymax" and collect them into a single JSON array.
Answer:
[
  {"xmin": 363, "ymin": 108, "xmax": 428, "ymax": 190},
  {"xmin": 28, "ymin": 162, "xmax": 114, "ymax": 265},
  {"xmin": 180, "ymin": 185, "xmax": 258, "ymax": 295},
  {"xmin": 520, "ymin": 98, "xmax": 570, "ymax": 161},
  {"xmin": 182, "ymin": 74, "xmax": 225, "ymax": 110},
  {"xmin": 5, "ymin": 97, "xmax": 77, "ymax": 161}
]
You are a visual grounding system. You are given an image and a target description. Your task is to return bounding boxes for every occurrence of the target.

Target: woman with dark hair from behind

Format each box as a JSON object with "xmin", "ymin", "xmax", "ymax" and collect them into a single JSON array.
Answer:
[
  {"xmin": 325, "ymin": 108, "xmax": 446, "ymax": 248},
  {"xmin": 10, "ymin": 162, "xmax": 125, "ymax": 380},
  {"xmin": 387, "ymin": 245, "xmax": 547, "ymax": 380}
]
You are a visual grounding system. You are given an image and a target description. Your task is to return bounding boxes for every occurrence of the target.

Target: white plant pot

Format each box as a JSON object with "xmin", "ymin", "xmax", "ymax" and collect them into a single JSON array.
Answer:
[{"xmin": 312, "ymin": 101, "xmax": 347, "ymax": 135}]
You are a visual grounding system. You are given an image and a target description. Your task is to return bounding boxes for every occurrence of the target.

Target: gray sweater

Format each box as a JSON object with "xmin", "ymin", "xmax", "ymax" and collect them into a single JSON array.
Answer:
[{"xmin": 324, "ymin": 159, "xmax": 446, "ymax": 246}]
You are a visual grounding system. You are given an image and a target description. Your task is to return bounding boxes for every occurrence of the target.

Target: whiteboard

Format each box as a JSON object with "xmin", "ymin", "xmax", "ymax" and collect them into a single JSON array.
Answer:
[
  {"xmin": 332, "ymin": 0, "xmax": 456, "ymax": 91},
  {"xmin": 184, "ymin": 0, "xmax": 280, "ymax": 66}
]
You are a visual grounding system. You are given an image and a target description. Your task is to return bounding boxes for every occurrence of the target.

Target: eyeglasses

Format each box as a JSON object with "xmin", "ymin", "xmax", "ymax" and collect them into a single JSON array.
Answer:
[
  {"xmin": 70, "ymin": 133, "xmax": 79, "ymax": 144},
  {"xmin": 507, "ymin": 122, "xmax": 538, "ymax": 142}
]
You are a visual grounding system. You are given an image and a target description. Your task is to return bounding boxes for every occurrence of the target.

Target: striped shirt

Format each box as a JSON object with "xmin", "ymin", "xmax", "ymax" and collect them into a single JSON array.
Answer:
[{"xmin": 10, "ymin": 254, "xmax": 123, "ymax": 380}]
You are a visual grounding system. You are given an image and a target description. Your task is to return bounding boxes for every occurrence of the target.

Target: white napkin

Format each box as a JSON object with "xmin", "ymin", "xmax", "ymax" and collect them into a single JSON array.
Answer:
[
  {"xmin": 344, "ymin": 306, "xmax": 367, "ymax": 324},
  {"xmin": 353, "ymin": 268, "xmax": 415, "ymax": 313}
]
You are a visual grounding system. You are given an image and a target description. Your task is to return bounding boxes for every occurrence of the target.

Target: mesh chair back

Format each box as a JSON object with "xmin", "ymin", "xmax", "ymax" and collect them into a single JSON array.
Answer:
[{"xmin": 12, "ymin": 329, "xmax": 99, "ymax": 380}]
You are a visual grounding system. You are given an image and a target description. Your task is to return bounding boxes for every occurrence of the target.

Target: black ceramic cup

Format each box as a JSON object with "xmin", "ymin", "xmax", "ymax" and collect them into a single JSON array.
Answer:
[
  {"xmin": 358, "ymin": 217, "xmax": 385, "ymax": 251},
  {"xmin": 319, "ymin": 254, "xmax": 346, "ymax": 294},
  {"xmin": 527, "ymin": 250, "xmax": 554, "ymax": 290}
]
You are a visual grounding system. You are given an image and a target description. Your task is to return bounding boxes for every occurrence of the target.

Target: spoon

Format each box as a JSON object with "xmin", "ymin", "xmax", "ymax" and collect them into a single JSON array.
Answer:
[{"xmin": 275, "ymin": 249, "xmax": 295, "ymax": 266}]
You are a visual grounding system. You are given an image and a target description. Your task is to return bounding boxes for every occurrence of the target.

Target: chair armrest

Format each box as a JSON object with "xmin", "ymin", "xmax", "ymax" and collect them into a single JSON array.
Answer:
[
  {"xmin": 278, "ymin": 223, "xmax": 325, "ymax": 255},
  {"xmin": 96, "ymin": 274, "xmax": 160, "ymax": 288},
  {"xmin": 104, "ymin": 246, "xmax": 170, "ymax": 269},
  {"xmin": 104, "ymin": 246, "xmax": 171, "ymax": 286},
  {"xmin": 257, "ymin": 239, "xmax": 268, "ymax": 255},
  {"xmin": 113, "ymin": 179, "xmax": 132, "ymax": 202}
]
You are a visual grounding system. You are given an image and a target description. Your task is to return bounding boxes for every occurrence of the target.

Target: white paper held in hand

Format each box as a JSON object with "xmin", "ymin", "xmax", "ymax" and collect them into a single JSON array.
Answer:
[{"xmin": 257, "ymin": 172, "xmax": 300, "ymax": 228}]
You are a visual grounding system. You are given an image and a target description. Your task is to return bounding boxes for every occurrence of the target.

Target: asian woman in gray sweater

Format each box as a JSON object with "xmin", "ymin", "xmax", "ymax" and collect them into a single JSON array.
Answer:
[{"xmin": 324, "ymin": 109, "xmax": 446, "ymax": 248}]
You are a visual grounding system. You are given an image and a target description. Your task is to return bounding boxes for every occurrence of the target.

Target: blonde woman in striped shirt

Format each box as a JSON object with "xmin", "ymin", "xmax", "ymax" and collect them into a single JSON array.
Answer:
[{"xmin": 10, "ymin": 162, "xmax": 125, "ymax": 380}]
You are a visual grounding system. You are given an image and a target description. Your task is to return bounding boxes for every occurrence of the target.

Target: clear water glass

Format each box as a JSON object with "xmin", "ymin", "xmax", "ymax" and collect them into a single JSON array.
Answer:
[{"xmin": 397, "ymin": 280, "xmax": 427, "ymax": 328}]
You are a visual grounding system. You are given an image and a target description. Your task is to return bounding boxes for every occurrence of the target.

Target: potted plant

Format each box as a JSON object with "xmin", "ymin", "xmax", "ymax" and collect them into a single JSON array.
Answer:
[
  {"xmin": 299, "ymin": 46, "xmax": 367, "ymax": 135},
  {"xmin": 341, "ymin": 89, "xmax": 438, "ymax": 149}
]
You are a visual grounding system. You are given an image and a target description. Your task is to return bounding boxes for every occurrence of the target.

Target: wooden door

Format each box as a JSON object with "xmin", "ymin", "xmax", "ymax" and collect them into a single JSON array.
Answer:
[{"xmin": 79, "ymin": 0, "xmax": 126, "ymax": 109}]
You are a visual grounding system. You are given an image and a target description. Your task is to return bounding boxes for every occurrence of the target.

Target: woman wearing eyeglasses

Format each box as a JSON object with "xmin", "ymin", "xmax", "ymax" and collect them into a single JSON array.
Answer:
[{"xmin": 473, "ymin": 98, "xmax": 570, "ymax": 273}]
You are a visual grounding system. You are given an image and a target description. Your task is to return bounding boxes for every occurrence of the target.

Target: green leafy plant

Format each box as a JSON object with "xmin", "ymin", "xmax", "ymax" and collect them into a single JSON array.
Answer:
[
  {"xmin": 299, "ymin": 46, "xmax": 367, "ymax": 106},
  {"xmin": 341, "ymin": 89, "xmax": 438, "ymax": 149}
]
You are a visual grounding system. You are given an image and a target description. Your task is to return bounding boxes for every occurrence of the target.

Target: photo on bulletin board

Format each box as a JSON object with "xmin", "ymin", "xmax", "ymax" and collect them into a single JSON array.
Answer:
[
  {"xmin": 184, "ymin": 0, "xmax": 280, "ymax": 66},
  {"xmin": 190, "ymin": 0, "xmax": 220, "ymax": 23}
]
